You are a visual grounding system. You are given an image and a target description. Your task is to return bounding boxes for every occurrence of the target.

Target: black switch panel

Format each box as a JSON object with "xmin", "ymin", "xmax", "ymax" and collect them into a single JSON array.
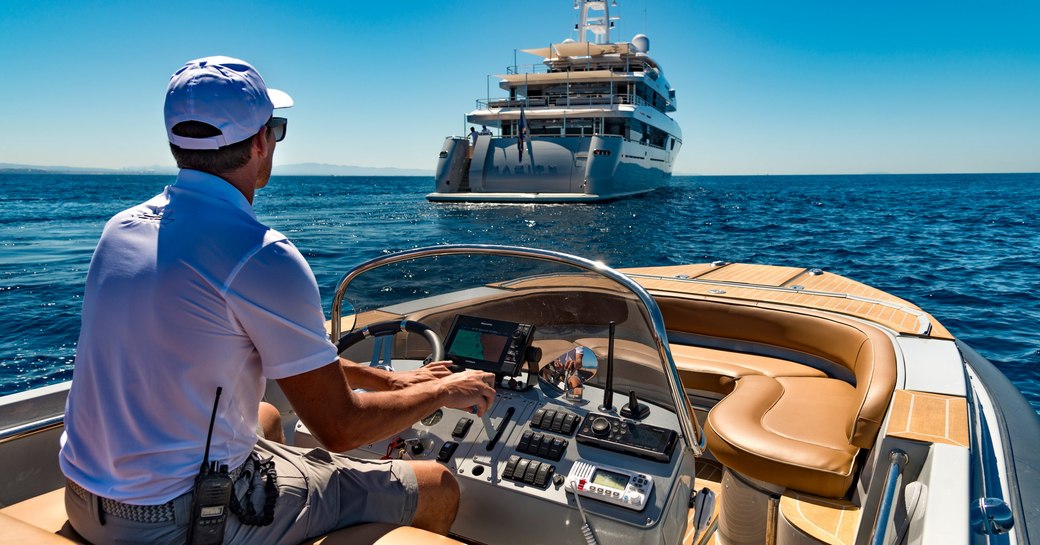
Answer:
[
  {"xmin": 437, "ymin": 441, "xmax": 459, "ymax": 463},
  {"xmin": 503, "ymin": 455, "xmax": 520, "ymax": 480},
  {"xmin": 452, "ymin": 417, "xmax": 473, "ymax": 439},
  {"xmin": 502, "ymin": 455, "xmax": 554, "ymax": 488},
  {"xmin": 516, "ymin": 430, "xmax": 568, "ymax": 461},
  {"xmin": 530, "ymin": 409, "xmax": 580, "ymax": 435},
  {"xmin": 530, "ymin": 408, "xmax": 548, "ymax": 428}
]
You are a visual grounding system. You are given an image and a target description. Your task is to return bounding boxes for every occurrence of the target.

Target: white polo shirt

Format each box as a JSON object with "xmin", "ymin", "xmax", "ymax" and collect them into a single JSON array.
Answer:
[{"xmin": 60, "ymin": 169, "xmax": 338, "ymax": 504}]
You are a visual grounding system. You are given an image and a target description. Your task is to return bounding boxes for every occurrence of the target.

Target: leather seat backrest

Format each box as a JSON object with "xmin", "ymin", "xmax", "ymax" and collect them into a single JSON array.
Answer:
[
  {"xmin": 849, "ymin": 325, "xmax": 897, "ymax": 447},
  {"xmin": 656, "ymin": 297, "xmax": 896, "ymax": 447}
]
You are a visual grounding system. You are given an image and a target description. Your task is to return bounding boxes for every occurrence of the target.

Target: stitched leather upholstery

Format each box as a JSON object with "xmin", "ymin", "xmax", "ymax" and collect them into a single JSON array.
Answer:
[
  {"xmin": 705, "ymin": 376, "xmax": 862, "ymax": 498},
  {"xmin": 655, "ymin": 297, "xmax": 898, "ymax": 498},
  {"xmin": 670, "ymin": 344, "xmax": 827, "ymax": 394}
]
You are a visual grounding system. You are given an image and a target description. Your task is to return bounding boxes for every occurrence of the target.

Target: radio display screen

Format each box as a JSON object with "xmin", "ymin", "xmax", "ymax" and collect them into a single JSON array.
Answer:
[
  {"xmin": 627, "ymin": 423, "xmax": 672, "ymax": 451},
  {"xmin": 590, "ymin": 468, "xmax": 630, "ymax": 491},
  {"xmin": 444, "ymin": 315, "xmax": 524, "ymax": 375}
]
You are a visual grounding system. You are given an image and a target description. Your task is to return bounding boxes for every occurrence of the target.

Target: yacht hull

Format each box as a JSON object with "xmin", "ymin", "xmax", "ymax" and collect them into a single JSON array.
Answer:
[{"xmin": 427, "ymin": 135, "xmax": 674, "ymax": 203}]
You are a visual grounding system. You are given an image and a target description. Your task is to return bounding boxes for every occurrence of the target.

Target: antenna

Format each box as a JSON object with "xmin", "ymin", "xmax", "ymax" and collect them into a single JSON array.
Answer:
[
  {"xmin": 636, "ymin": 0, "xmax": 644, "ymax": 34},
  {"xmin": 189, "ymin": 386, "xmax": 233, "ymax": 544},
  {"xmin": 201, "ymin": 387, "xmax": 222, "ymax": 473},
  {"xmin": 601, "ymin": 321, "xmax": 616, "ymax": 411}
]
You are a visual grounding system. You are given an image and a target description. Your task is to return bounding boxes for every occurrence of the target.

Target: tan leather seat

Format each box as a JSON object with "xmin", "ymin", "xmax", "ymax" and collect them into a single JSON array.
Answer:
[
  {"xmin": 1, "ymin": 487, "xmax": 463, "ymax": 545},
  {"xmin": 0, "ymin": 488, "xmax": 85, "ymax": 543},
  {"xmin": 670, "ymin": 344, "xmax": 827, "ymax": 394},
  {"xmin": 0, "ymin": 512, "xmax": 79, "ymax": 544},
  {"xmin": 705, "ymin": 376, "xmax": 861, "ymax": 498},
  {"xmin": 658, "ymin": 299, "xmax": 896, "ymax": 443},
  {"xmin": 655, "ymin": 297, "xmax": 898, "ymax": 498},
  {"xmin": 574, "ymin": 337, "xmax": 827, "ymax": 396}
]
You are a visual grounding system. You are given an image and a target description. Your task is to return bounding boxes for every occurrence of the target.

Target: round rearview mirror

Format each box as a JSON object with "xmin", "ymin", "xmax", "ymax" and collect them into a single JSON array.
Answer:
[{"xmin": 538, "ymin": 346, "xmax": 598, "ymax": 403}]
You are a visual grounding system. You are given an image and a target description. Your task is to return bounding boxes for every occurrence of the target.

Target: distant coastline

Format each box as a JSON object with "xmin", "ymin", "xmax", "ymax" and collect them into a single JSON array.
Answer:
[
  {"xmin": 0, "ymin": 162, "xmax": 434, "ymax": 177},
  {"xmin": 3, "ymin": 163, "xmax": 1036, "ymax": 178}
]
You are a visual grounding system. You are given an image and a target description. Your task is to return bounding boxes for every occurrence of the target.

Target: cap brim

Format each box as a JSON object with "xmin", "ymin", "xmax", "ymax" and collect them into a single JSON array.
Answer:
[{"xmin": 268, "ymin": 88, "xmax": 293, "ymax": 109}]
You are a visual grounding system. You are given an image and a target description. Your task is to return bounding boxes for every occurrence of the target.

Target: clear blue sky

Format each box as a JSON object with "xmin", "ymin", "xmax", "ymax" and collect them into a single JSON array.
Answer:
[{"xmin": 1, "ymin": 0, "xmax": 1037, "ymax": 175}]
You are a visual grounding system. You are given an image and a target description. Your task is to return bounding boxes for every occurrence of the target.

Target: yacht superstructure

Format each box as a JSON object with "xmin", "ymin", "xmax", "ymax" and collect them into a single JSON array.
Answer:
[{"xmin": 428, "ymin": 0, "xmax": 682, "ymax": 203}]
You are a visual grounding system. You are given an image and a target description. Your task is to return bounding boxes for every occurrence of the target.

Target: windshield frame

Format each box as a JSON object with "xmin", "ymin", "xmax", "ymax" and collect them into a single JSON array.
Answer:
[{"xmin": 330, "ymin": 244, "xmax": 705, "ymax": 455}]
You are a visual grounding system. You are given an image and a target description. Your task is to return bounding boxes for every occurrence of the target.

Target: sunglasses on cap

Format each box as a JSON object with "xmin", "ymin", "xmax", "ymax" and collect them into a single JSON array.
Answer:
[{"xmin": 265, "ymin": 117, "xmax": 288, "ymax": 142}]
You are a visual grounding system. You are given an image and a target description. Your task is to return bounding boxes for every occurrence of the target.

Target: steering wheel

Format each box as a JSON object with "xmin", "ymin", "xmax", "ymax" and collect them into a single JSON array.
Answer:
[{"xmin": 335, "ymin": 319, "xmax": 445, "ymax": 367}]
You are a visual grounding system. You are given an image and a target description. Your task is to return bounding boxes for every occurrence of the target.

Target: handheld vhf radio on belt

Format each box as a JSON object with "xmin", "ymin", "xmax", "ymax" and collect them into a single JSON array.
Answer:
[{"xmin": 187, "ymin": 387, "xmax": 233, "ymax": 545}]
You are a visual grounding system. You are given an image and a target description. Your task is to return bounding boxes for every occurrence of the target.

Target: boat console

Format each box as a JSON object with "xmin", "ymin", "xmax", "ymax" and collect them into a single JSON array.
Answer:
[
  {"xmin": 298, "ymin": 318, "xmax": 694, "ymax": 544},
  {"xmin": 296, "ymin": 247, "xmax": 703, "ymax": 545}
]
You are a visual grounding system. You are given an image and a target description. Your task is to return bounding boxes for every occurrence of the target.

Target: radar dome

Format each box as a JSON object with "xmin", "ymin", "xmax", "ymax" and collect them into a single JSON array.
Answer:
[
  {"xmin": 632, "ymin": 34, "xmax": 650, "ymax": 53},
  {"xmin": 562, "ymin": 38, "xmax": 576, "ymax": 44}
]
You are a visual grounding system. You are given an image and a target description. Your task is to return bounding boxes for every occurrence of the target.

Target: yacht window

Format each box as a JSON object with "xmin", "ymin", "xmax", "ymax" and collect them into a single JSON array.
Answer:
[{"xmin": 605, "ymin": 119, "xmax": 625, "ymax": 136}]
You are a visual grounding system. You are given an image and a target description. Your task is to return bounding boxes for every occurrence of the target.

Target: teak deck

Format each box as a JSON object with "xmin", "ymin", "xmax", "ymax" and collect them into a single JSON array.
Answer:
[{"xmin": 621, "ymin": 262, "xmax": 952, "ymax": 338}]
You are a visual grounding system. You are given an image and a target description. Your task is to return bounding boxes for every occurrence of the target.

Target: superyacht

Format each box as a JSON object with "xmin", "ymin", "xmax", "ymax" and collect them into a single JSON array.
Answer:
[{"xmin": 428, "ymin": 0, "xmax": 682, "ymax": 203}]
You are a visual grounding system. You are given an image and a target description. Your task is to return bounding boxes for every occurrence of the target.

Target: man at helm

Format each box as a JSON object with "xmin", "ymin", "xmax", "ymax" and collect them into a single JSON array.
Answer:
[{"xmin": 60, "ymin": 56, "xmax": 495, "ymax": 544}]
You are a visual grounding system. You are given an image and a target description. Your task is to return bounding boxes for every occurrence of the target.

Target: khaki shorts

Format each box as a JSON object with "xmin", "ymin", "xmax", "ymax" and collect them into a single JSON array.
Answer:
[{"xmin": 66, "ymin": 438, "xmax": 419, "ymax": 545}]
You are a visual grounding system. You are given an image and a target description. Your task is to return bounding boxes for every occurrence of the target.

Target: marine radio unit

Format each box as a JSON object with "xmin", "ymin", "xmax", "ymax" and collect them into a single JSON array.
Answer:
[{"xmin": 566, "ymin": 460, "xmax": 654, "ymax": 511}]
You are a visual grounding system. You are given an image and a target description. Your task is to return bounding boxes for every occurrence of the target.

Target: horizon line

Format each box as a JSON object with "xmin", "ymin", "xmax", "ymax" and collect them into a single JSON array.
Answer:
[{"xmin": 2, "ymin": 166, "xmax": 1037, "ymax": 178}]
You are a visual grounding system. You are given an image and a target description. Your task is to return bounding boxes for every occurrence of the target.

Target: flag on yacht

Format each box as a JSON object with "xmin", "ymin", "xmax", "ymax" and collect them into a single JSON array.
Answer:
[{"xmin": 517, "ymin": 107, "xmax": 528, "ymax": 162}]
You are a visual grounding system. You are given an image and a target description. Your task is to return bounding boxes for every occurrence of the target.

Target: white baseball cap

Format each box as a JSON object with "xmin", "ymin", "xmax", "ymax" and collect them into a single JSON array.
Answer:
[{"xmin": 164, "ymin": 56, "xmax": 293, "ymax": 150}]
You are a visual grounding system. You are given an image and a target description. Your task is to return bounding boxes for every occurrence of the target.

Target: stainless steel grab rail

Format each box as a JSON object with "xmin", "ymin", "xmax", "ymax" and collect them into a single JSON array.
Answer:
[
  {"xmin": 0, "ymin": 414, "xmax": 64, "ymax": 445},
  {"xmin": 869, "ymin": 449, "xmax": 909, "ymax": 545}
]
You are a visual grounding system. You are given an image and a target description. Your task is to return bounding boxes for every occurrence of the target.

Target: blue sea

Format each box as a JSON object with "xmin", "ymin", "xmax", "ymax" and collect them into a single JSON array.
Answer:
[{"xmin": 1, "ymin": 173, "xmax": 1038, "ymax": 412}]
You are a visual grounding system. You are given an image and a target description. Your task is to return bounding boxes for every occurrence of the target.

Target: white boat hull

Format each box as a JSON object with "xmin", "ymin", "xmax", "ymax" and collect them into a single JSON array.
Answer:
[{"xmin": 428, "ymin": 135, "xmax": 676, "ymax": 203}]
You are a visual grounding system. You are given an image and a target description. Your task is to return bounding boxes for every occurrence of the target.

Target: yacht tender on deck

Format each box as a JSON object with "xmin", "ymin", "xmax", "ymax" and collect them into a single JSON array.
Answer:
[
  {"xmin": 427, "ymin": 0, "xmax": 682, "ymax": 203},
  {"xmin": 1, "ymin": 245, "xmax": 1037, "ymax": 545}
]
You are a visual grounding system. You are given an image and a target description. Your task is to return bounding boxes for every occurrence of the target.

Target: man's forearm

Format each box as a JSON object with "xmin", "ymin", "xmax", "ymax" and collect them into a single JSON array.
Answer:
[
  {"xmin": 278, "ymin": 361, "xmax": 494, "ymax": 453},
  {"xmin": 339, "ymin": 358, "xmax": 395, "ymax": 391},
  {"xmin": 338, "ymin": 384, "xmax": 446, "ymax": 449},
  {"xmin": 340, "ymin": 358, "xmax": 453, "ymax": 391},
  {"xmin": 279, "ymin": 361, "xmax": 445, "ymax": 452}
]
